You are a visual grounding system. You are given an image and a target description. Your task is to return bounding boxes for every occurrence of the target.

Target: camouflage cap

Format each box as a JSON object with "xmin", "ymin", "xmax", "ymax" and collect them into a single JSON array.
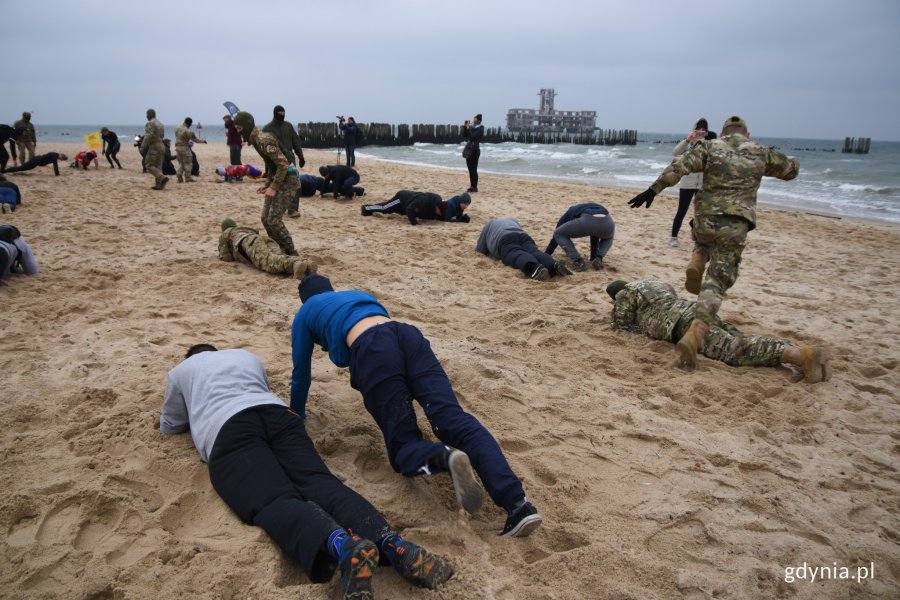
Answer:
[
  {"xmin": 722, "ymin": 115, "xmax": 748, "ymax": 131},
  {"xmin": 221, "ymin": 218, "xmax": 237, "ymax": 231}
]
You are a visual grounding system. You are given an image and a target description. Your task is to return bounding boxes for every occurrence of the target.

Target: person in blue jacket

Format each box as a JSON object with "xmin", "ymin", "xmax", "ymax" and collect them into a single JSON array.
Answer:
[
  {"xmin": 291, "ymin": 274, "xmax": 543, "ymax": 538},
  {"xmin": 544, "ymin": 202, "xmax": 615, "ymax": 271}
]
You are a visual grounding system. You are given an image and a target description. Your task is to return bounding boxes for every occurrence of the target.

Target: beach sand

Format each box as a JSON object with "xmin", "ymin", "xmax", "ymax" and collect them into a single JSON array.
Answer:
[{"xmin": 1, "ymin": 142, "xmax": 898, "ymax": 599}]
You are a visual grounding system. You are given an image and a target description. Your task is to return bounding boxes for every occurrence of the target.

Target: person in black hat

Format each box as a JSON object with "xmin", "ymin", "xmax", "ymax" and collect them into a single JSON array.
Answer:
[
  {"xmin": 462, "ymin": 113, "xmax": 483, "ymax": 192},
  {"xmin": 291, "ymin": 274, "xmax": 543, "ymax": 538},
  {"xmin": 263, "ymin": 105, "xmax": 307, "ymax": 217}
]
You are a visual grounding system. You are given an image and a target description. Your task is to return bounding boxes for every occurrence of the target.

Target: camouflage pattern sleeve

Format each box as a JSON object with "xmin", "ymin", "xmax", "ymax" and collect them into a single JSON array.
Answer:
[
  {"xmin": 611, "ymin": 287, "xmax": 641, "ymax": 330},
  {"xmin": 259, "ymin": 133, "xmax": 289, "ymax": 191},
  {"xmin": 764, "ymin": 149, "xmax": 800, "ymax": 181},
  {"xmin": 218, "ymin": 230, "xmax": 235, "ymax": 262},
  {"xmin": 650, "ymin": 144, "xmax": 707, "ymax": 194},
  {"xmin": 141, "ymin": 121, "xmax": 153, "ymax": 152}
]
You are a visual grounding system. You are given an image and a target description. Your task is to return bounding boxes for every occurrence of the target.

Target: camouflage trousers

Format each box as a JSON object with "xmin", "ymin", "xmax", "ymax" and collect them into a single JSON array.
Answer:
[
  {"xmin": 242, "ymin": 235, "xmax": 300, "ymax": 275},
  {"xmin": 16, "ymin": 141, "xmax": 35, "ymax": 163},
  {"xmin": 690, "ymin": 215, "xmax": 749, "ymax": 326},
  {"xmin": 701, "ymin": 320, "xmax": 786, "ymax": 367},
  {"xmin": 175, "ymin": 147, "xmax": 193, "ymax": 182},
  {"xmin": 145, "ymin": 143, "xmax": 165, "ymax": 185},
  {"xmin": 261, "ymin": 173, "xmax": 299, "ymax": 255}
]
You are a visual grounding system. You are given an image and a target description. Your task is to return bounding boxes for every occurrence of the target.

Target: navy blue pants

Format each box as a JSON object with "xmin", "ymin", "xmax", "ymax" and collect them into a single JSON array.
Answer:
[
  {"xmin": 208, "ymin": 405, "xmax": 392, "ymax": 583},
  {"xmin": 338, "ymin": 173, "xmax": 360, "ymax": 197},
  {"xmin": 345, "ymin": 144, "xmax": 356, "ymax": 167},
  {"xmin": 498, "ymin": 232, "xmax": 557, "ymax": 276},
  {"xmin": 349, "ymin": 321, "xmax": 524, "ymax": 509}
]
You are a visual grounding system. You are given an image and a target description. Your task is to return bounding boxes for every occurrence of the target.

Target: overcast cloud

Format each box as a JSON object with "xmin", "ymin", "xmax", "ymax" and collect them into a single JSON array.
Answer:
[{"xmin": 4, "ymin": 0, "xmax": 899, "ymax": 140}]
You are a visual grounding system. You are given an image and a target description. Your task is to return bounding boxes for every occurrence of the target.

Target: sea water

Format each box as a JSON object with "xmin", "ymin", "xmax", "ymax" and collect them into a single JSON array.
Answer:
[{"xmin": 33, "ymin": 126, "xmax": 900, "ymax": 224}]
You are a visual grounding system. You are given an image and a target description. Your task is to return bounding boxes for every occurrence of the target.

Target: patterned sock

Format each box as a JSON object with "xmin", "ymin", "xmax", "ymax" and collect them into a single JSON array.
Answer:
[{"xmin": 327, "ymin": 529, "xmax": 350, "ymax": 559}]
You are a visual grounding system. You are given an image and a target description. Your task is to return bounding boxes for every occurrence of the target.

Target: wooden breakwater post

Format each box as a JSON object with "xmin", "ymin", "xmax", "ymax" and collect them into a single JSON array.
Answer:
[
  {"xmin": 297, "ymin": 122, "xmax": 638, "ymax": 148},
  {"xmin": 842, "ymin": 137, "xmax": 871, "ymax": 154}
]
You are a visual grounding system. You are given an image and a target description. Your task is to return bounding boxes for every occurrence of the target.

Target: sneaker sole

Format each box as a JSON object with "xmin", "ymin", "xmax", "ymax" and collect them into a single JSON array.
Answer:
[
  {"xmin": 397, "ymin": 547, "xmax": 454, "ymax": 589},
  {"xmin": 343, "ymin": 540, "xmax": 378, "ymax": 600},
  {"xmin": 448, "ymin": 451, "xmax": 483, "ymax": 515},
  {"xmin": 501, "ymin": 513, "xmax": 543, "ymax": 538}
]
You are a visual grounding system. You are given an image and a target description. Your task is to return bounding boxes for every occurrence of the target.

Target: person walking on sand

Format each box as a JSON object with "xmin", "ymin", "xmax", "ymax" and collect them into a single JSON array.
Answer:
[
  {"xmin": 232, "ymin": 111, "xmax": 299, "ymax": 256},
  {"xmin": 292, "ymin": 274, "xmax": 543, "ymax": 538},
  {"xmin": 217, "ymin": 218, "xmax": 316, "ymax": 278},
  {"xmin": 160, "ymin": 344, "xmax": 454, "ymax": 600},
  {"xmin": 544, "ymin": 202, "xmax": 615, "ymax": 271},
  {"xmin": 263, "ymin": 105, "xmax": 307, "ymax": 217},
  {"xmin": 476, "ymin": 217, "xmax": 572, "ymax": 281},
  {"xmin": 627, "ymin": 116, "xmax": 799, "ymax": 367},
  {"xmin": 669, "ymin": 118, "xmax": 717, "ymax": 247},
  {"xmin": 174, "ymin": 118, "xmax": 207, "ymax": 183},
  {"xmin": 462, "ymin": 113, "xmax": 484, "ymax": 193},
  {"xmin": 100, "ymin": 128, "xmax": 122, "ymax": 169},
  {"xmin": 141, "ymin": 109, "xmax": 169, "ymax": 190},
  {"xmin": 606, "ymin": 279, "xmax": 832, "ymax": 382}
]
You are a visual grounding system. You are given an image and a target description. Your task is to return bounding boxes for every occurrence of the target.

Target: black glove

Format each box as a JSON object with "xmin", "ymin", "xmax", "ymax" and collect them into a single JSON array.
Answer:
[
  {"xmin": 457, "ymin": 214, "xmax": 470, "ymax": 223},
  {"xmin": 628, "ymin": 188, "xmax": 657, "ymax": 209}
]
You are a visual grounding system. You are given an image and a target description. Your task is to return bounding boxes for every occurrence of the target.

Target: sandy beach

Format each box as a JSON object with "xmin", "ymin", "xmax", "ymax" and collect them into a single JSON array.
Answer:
[{"xmin": 1, "ymin": 142, "xmax": 898, "ymax": 599}]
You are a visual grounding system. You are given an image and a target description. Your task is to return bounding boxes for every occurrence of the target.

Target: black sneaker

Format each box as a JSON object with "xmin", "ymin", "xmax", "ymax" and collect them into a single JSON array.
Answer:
[
  {"xmin": 500, "ymin": 501, "xmax": 543, "ymax": 538},
  {"xmin": 389, "ymin": 540, "xmax": 454, "ymax": 589},
  {"xmin": 339, "ymin": 535, "xmax": 378, "ymax": 600},
  {"xmin": 571, "ymin": 258, "xmax": 588, "ymax": 272},
  {"xmin": 360, "ymin": 206, "xmax": 372, "ymax": 216},
  {"xmin": 530, "ymin": 265, "xmax": 551, "ymax": 281},
  {"xmin": 554, "ymin": 261, "xmax": 573, "ymax": 276},
  {"xmin": 448, "ymin": 450, "xmax": 484, "ymax": 514},
  {"xmin": 590, "ymin": 257, "xmax": 604, "ymax": 270},
  {"xmin": 467, "ymin": 187, "xmax": 478, "ymax": 193}
]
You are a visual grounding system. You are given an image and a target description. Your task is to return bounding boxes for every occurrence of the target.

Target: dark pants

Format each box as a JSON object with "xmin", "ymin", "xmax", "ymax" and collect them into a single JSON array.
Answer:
[
  {"xmin": 498, "ymin": 232, "xmax": 557, "ymax": 276},
  {"xmin": 349, "ymin": 321, "xmax": 524, "ymax": 509},
  {"xmin": 0, "ymin": 144, "xmax": 10, "ymax": 171},
  {"xmin": 0, "ymin": 246, "xmax": 10, "ymax": 280},
  {"xmin": 345, "ymin": 144, "xmax": 356, "ymax": 167},
  {"xmin": 4, "ymin": 156, "xmax": 60, "ymax": 176},
  {"xmin": 229, "ymin": 143, "xmax": 242, "ymax": 166},
  {"xmin": 104, "ymin": 143, "xmax": 122, "ymax": 168},
  {"xmin": 208, "ymin": 405, "xmax": 392, "ymax": 583},
  {"xmin": 466, "ymin": 148, "xmax": 480, "ymax": 189},
  {"xmin": 361, "ymin": 198, "xmax": 402, "ymax": 215},
  {"xmin": 338, "ymin": 173, "xmax": 361, "ymax": 198},
  {"xmin": 672, "ymin": 188, "xmax": 697, "ymax": 237}
]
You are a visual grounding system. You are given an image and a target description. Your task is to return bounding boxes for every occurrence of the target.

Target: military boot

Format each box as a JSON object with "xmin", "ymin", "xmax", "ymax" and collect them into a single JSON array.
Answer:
[
  {"xmin": 293, "ymin": 260, "xmax": 317, "ymax": 279},
  {"xmin": 675, "ymin": 320, "xmax": 709, "ymax": 368},
  {"xmin": 782, "ymin": 345, "xmax": 832, "ymax": 383},
  {"xmin": 685, "ymin": 252, "xmax": 707, "ymax": 295}
]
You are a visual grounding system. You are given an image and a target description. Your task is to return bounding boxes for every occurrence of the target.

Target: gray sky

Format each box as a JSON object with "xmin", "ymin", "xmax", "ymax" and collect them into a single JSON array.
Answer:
[{"xmin": 4, "ymin": 0, "xmax": 900, "ymax": 140}]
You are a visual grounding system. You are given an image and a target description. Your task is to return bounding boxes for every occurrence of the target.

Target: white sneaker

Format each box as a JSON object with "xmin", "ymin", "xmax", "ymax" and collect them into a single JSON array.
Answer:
[{"xmin": 669, "ymin": 237, "xmax": 679, "ymax": 247}]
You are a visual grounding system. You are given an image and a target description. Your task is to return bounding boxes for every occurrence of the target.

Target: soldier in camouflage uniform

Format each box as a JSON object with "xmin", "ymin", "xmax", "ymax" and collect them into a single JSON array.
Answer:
[
  {"xmin": 606, "ymin": 279, "xmax": 831, "ymax": 383},
  {"xmin": 13, "ymin": 112, "xmax": 36, "ymax": 164},
  {"xmin": 218, "ymin": 218, "xmax": 316, "ymax": 278},
  {"xmin": 628, "ymin": 116, "xmax": 800, "ymax": 367},
  {"xmin": 174, "ymin": 118, "xmax": 207, "ymax": 183},
  {"xmin": 140, "ymin": 109, "xmax": 169, "ymax": 190},
  {"xmin": 232, "ymin": 111, "xmax": 299, "ymax": 256}
]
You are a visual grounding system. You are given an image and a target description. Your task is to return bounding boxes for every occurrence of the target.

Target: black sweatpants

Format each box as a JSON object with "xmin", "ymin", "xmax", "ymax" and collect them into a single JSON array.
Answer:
[
  {"xmin": 672, "ymin": 188, "xmax": 697, "ymax": 237},
  {"xmin": 104, "ymin": 142, "xmax": 122, "ymax": 168},
  {"xmin": 208, "ymin": 405, "xmax": 392, "ymax": 583},
  {"xmin": 498, "ymin": 231, "xmax": 556, "ymax": 276},
  {"xmin": 466, "ymin": 148, "xmax": 480, "ymax": 189}
]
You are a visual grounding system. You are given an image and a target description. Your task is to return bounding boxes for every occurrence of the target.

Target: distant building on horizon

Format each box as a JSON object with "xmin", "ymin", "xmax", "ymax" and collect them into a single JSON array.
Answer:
[{"xmin": 506, "ymin": 88, "xmax": 597, "ymax": 133}]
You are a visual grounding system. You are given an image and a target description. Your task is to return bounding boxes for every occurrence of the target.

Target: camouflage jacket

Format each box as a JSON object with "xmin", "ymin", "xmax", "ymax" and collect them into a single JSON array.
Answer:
[
  {"xmin": 649, "ymin": 134, "xmax": 799, "ymax": 230},
  {"xmin": 248, "ymin": 129, "xmax": 290, "ymax": 191},
  {"xmin": 218, "ymin": 226, "xmax": 259, "ymax": 264},
  {"xmin": 13, "ymin": 119, "xmax": 35, "ymax": 143},
  {"xmin": 141, "ymin": 118, "xmax": 165, "ymax": 151},
  {"xmin": 611, "ymin": 280, "xmax": 696, "ymax": 342},
  {"xmin": 174, "ymin": 125, "xmax": 202, "ymax": 148}
]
